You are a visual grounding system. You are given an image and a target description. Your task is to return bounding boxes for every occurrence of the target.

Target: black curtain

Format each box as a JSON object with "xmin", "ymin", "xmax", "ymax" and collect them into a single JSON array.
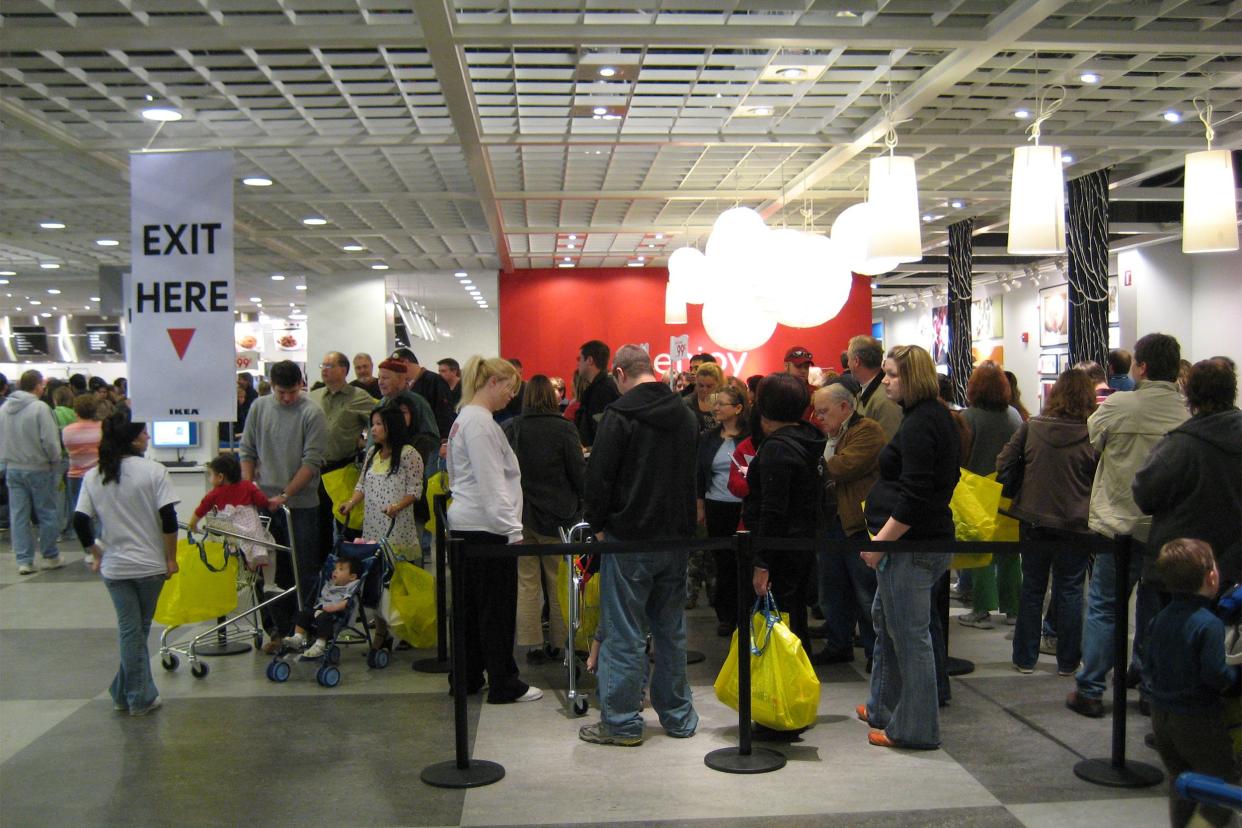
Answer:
[
  {"xmin": 1067, "ymin": 168, "xmax": 1111, "ymax": 370},
  {"xmin": 947, "ymin": 218, "xmax": 974, "ymax": 406}
]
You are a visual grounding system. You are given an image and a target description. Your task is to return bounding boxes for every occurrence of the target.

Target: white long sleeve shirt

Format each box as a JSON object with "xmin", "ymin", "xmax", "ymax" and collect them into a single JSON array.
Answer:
[{"xmin": 446, "ymin": 404, "xmax": 523, "ymax": 542}]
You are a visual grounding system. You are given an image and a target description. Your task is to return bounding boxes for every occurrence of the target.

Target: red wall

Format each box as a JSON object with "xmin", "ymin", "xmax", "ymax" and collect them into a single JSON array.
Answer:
[{"xmin": 499, "ymin": 267, "xmax": 873, "ymax": 388}]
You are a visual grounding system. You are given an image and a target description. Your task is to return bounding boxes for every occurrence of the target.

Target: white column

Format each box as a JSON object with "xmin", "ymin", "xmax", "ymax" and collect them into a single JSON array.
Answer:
[{"xmin": 305, "ymin": 274, "xmax": 391, "ymax": 371}]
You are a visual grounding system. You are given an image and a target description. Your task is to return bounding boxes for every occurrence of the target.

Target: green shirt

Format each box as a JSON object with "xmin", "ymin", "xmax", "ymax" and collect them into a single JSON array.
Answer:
[{"xmin": 308, "ymin": 384, "xmax": 374, "ymax": 464}]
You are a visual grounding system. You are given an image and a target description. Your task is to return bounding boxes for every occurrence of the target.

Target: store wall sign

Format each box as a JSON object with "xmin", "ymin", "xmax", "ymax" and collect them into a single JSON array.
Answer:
[
  {"xmin": 128, "ymin": 150, "xmax": 235, "ymax": 422},
  {"xmin": 499, "ymin": 267, "xmax": 872, "ymax": 382}
]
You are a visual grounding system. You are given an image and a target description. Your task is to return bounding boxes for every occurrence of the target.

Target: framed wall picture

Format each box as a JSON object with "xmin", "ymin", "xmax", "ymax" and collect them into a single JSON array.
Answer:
[
  {"xmin": 1040, "ymin": 380, "xmax": 1057, "ymax": 412},
  {"xmin": 1038, "ymin": 353, "xmax": 1059, "ymax": 375},
  {"xmin": 871, "ymin": 320, "xmax": 884, "ymax": 345},
  {"xmin": 971, "ymin": 295, "xmax": 1004, "ymax": 341},
  {"xmin": 930, "ymin": 305, "xmax": 949, "ymax": 365},
  {"xmin": 1040, "ymin": 283, "xmax": 1070, "ymax": 347}
]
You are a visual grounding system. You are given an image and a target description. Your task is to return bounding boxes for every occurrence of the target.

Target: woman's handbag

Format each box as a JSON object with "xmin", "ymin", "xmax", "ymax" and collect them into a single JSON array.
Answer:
[{"xmin": 714, "ymin": 595, "xmax": 821, "ymax": 731}]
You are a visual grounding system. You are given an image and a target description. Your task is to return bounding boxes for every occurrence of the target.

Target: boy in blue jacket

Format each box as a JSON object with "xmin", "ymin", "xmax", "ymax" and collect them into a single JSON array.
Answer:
[{"xmin": 1143, "ymin": 538, "xmax": 1240, "ymax": 828}]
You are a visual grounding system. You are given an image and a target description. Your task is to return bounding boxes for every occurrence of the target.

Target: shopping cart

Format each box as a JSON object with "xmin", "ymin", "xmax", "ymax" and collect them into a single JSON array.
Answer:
[
  {"xmin": 159, "ymin": 505, "xmax": 301, "ymax": 679},
  {"xmin": 558, "ymin": 521, "xmax": 597, "ymax": 717}
]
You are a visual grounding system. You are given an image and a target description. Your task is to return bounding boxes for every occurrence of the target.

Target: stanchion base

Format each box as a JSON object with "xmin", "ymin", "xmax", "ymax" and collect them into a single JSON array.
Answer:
[
  {"xmin": 704, "ymin": 746, "xmax": 787, "ymax": 774},
  {"xmin": 193, "ymin": 641, "xmax": 252, "ymax": 657},
  {"xmin": 1073, "ymin": 758, "xmax": 1164, "ymax": 788},
  {"xmin": 421, "ymin": 759, "xmax": 505, "ymax": 789},
  {"xmin": 946, "ymin": 656, "xmax": 975, "ymax": 677},
  {"xmin": 686, "ymin": 649, "xmax": 706, "ymax": 665},
  {"xmin": 412, "ymin": 657, "xmax": 452, "ymax": 674}
]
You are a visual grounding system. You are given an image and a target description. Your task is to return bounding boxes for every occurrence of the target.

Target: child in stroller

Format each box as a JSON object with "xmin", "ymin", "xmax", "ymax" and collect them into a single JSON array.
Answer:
[{"xmin": 283, "ymin": 557, "xmax": 362, "ymax": 659}]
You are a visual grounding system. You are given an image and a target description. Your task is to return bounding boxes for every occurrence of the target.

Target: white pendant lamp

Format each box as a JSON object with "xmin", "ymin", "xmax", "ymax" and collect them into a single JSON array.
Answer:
[
  {"xmin": 1183, "ymin": 101, "xmax": 1239, "ymax": 253},
  {"xmin": 664, "ymin": 281, "xmax": 687, "ymax": 324},
  {"xmin": 1008, "ymin": 145, "xmax": 1066, "ymax": 254},
  {"xmin": 867, "ymin": 155, "xmax": 923, "ymax": 262},
  {"xmin": 667, "ymin": 246, "xmax": 711, "ymax": 304},
  {"xmin": 755, "ymin": 228, "xmax": 806, "ymax": 316},
  {"xmin": 706, "ymin": 206, "xmax": 768, "ymax": 261},
  {"xmin": 1008, "ymin": 89, "xmax": 1067, "ymax": 255},
  {"xmin": 830, "ymin": 202, "xmax": 903, "ymax": 275},
  {"xmin": 774, "ymin": 234, "xmax": 853, "ymax": 328},
  {"xmin": 702, "ymin": 295, "xmax": 776, "ymax": 352}
]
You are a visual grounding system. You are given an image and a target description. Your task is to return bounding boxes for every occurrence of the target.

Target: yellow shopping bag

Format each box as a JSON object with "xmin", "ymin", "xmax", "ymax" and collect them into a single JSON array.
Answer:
[
  {"xmin": 154, "ymin": 539, "xmax": 238, "ymax": 626},
  {"xmin": 950, "ymin": 469, "xmax": 1002, "ymax": 569},
  {"xmin": 557, "ymin": 559, "xmax": 601, "ymax": 652},
  {"xmin": 993, "ymin": 495, "xmax": 1021, "ymax": 543},
  {"xmin": 423, "ymin": 471, "xmax": 450, "ymax": 535},
  {"xmin": 389, "ymin": 560, "xmax": 437, "ymax": 648},
  {"xmin": 714, "ymin": 597, "xmax": 821, "ymax": 731},
  {"xmin": 322, "ymin": 464, "xmax": 364, "ymax": 531}
]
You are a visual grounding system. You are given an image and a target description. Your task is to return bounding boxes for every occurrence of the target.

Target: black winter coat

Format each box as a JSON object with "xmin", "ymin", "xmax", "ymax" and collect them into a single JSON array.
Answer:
[{"xmin": 504, "ymin": 412, "xmax": 586, "ymax": 537}]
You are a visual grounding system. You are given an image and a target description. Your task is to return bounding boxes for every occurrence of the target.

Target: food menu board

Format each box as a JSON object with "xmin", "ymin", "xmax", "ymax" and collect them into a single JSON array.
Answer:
[
  {"xmin": 265, "ymin": 321, "xmax": 306, "ymax": 362},
  {"xmin": 234, "ymin": 321, "xmax": 263, "ymax": 354},
  {"xmin": 11, "ymin": 325, "xmax": 50, "ymax": 356},
  {"xmin": 85, "ymin": 324, "xmax": 122, "ymax": 356}
]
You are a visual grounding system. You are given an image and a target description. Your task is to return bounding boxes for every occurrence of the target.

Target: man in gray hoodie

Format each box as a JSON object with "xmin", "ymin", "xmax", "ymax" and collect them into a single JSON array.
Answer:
[{"xmin": 0, "ymin": 370, "xmax": 65, "ymax": 574}]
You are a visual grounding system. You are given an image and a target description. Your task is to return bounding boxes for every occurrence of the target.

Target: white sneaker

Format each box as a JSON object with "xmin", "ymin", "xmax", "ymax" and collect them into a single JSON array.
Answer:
[
  {"xmin": 516, "ymin": 686, "xmax": 544, "ymax": 703},
  {"xmin": 283, "ymin": 633, "xmax": 305, "ymax": 651},
  {"xmin": 17, "ymin": 563, "xmax": 36, "ymax": 575},
  {"xmin": 302, "ymin": 639, "xmax": 326, "ymax": 659},
  {"xmin": 130, "ymin": 696, "xmax": 162, "ymax": 717},
  {"xmin": 42, "ymin": 556, "xmax": 65, "ymax": 571}
]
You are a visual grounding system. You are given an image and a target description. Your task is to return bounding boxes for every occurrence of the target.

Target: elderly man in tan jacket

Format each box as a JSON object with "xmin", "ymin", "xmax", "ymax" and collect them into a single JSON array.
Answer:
[{"xmin": 810, "ymin": 380, "xmax": 887, "ymax": 668}]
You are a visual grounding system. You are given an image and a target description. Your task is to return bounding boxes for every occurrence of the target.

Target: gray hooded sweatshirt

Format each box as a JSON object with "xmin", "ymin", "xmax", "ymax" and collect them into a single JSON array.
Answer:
[{"xmin": 0, "ymin": 390, "xmax": 61, "ymax": 472}]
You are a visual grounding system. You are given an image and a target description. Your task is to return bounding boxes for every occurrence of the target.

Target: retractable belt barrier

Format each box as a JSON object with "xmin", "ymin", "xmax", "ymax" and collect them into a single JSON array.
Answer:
[{"xmin": 421, "ymin": 530, "xmax": 1159, "ymax": 789}]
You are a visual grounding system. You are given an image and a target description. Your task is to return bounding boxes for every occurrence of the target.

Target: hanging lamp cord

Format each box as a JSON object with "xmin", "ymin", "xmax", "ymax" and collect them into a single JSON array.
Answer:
[
  {"xmin": 1026, "ymin": 85, "xmax": 1066, "ymax": 146},
  {"xmin": 879, "ymin": 90, "xmax": 911, "ymax": 157},
  {"xmin": 1194, "ymin": 97, "xmax": 1215, "ymax": 150}
]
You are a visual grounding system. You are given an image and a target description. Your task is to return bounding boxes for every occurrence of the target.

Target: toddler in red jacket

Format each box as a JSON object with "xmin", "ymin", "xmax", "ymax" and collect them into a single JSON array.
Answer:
[{"xmin": 188, "ymin": 453, "xmax": 270, "ymax": 532}]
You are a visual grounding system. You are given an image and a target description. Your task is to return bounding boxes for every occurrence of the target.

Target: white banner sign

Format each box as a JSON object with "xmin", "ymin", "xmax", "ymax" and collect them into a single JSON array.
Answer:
[{"xmin": 128, "ymin": 151, "xmax": 235, "ymax": 421}]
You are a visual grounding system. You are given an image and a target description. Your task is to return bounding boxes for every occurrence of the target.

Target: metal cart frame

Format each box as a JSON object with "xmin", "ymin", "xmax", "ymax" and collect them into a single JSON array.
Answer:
[{"xmin": 558, "ymin": 521, "xmax": 595, "ymax": 717}]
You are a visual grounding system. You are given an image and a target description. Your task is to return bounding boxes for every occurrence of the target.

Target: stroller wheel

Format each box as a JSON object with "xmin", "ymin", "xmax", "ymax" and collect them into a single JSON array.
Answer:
[
  {"xmin": 317, "ymin": 666, "xmax": 341, "ymax": 687},
  {"xmin": 572, "ymin": 697, "xmax": 589, "ymax": 716},
  {"xmin": 327, "ymin": 645, "xmax": 341, "ymax": 665},
  {"xmin": 367, "ymin": 649, "xmax": 390, "ymax": 669},
  {"xmin": 190, "ymin": 661, "xmax": 209, "ymax": 679},
  {"xmin": 272, "ymin": 661, "xmax": 291, "ymax": 683},
  {"xmin": 161, "ymin": 653, "xmax": 179, "ymax": 671},
  {"xmin": 265, "ymin": 662, "xmax": 276, "ymax": 681}
]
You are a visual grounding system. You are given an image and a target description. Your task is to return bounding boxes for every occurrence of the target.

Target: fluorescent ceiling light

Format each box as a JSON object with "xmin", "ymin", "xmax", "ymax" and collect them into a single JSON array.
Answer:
[
  {"xmin": 1015, "ymin": 109, "xmax": 1031, "ymax": 119},
  {"xmin": 90, "ymin": 296, "xmax": 101, "ymax": 301},
  {"xmin": 271, "ymin": 274, "xmax": 286, "ymax": 281},
  {"xmin": 1163, "ymin": 110, "xmax": 1182, "ymax": 123},
  {"xmin": 0, "ymin": 271, "xmax": 15, "ymax": 276},
  {"xmin": 371, "ymin": 264, "xmax": 389, "ymax": 270},
  {"xmin": 141, "ymin": 107, "xmax": 182, "ymax": 122},
  {"xmin": 47, "ymin": 288, "xmax": 61, "ymax": 295},
  {"xmin": 599, "ymin": 67, "xmax": 616, "ymax": 78},
  {"xmin": 777, "ymin": 67, "xmax": 805, "ymax": 79},
  {"xmin": 249, "ymin": 296, "xmax": 262, "ymax": 302},
  {"xmin": 0, "ymin": 280, "xmax": 8, "ymax": 286},
  {"xmin": 593, "ymin": 107, "xmax": 608, "ymax": 116},
  {"xmin": 40, "ymin": 221, "xmax": 65, "ymax": 229},
  {"xmin": 95, "ymin": 239, "xmax": 119, "ymax": 247},
  {"xmin": 454, "ymin": 271, "xmax": 468, "ymax": 279},
  {"xmin": 40, "ymin": 263, "xmax": 60, "ymax": 269},
  {"xmin": 1080, "ymin": 72, "xmax": 1100, "ymax": 84},
  {"xmin": 30, "ymin": 300, "xmax": 42, "ymax": 306},
  {"xmin": 295, "ymin": 284, "xmax": 307, "ymax": 291},
  {"xmin": 342, "ymin": 244, "xmax": 365, "ymax": 252},
  {"xmin": 242, "ymin": 177, "xmax": 272, "ymax": 187},
  {"xmin": 302, "ymin": 217, "xmax": 327, "ymax": 226}
]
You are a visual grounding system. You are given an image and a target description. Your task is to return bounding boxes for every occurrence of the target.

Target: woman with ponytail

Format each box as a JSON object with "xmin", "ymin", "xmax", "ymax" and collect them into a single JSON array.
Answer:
[
  {"xmin": 73, "ymin": 411, "xmax": 179, "ymax": 716},
  {"xmin": 445, "ymin": 356, "xmax": 542, "ymax": 704}
]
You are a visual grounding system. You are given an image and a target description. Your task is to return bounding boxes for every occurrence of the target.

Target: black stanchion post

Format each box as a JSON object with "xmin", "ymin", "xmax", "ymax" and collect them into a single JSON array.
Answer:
[
  {"xmin": 421, "ymin": 537, "xmax": 505, "ymax": 789},
  {"xmin": 413, "ymin": 494, "xmax": 452, "ymax": 673},
  {"xmin": 1073, "ymin": 534, "xmax": 1163, "ymax": 788},
  {"xmin": 705, "ymin": 531, "xmax": 787, "ymax": 774}
]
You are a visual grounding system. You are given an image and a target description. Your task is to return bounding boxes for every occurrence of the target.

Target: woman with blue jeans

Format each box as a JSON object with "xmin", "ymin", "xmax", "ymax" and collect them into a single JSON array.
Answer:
[
  {"xmin": 859, "ymin": 345, "xmax": 960, "ymax": 750},
  {"xmin": 996, "ymin": 368, "xmax": 1099, "ymax": 675},
  {"xmin": 73, "ymin": 412, "xmax": 179, "ymax": 716}
]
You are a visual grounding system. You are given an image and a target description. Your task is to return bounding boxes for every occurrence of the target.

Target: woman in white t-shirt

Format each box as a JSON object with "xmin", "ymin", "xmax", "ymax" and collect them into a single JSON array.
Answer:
[
  {"xmin": 74, "ymin": 413, "xmax": 179, "ymax": 717},
  {"xmin": 445, "ymin": 356, "xmax": 541, "ymax": 704}
]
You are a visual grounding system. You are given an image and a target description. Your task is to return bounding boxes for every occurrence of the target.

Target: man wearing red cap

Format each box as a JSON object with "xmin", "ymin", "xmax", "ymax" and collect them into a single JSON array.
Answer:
[{"xmin": 785, "ymin": 346, "xmax": 817, "ymax": 422}]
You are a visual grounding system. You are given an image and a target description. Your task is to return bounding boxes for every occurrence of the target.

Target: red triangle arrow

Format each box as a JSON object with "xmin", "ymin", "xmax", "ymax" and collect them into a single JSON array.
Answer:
[{"xmin": 167, "ymin": 328, "xmax": 196, "ymax": 360}]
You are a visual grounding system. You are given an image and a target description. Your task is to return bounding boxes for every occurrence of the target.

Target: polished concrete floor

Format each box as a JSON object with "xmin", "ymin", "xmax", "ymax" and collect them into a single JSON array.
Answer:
[{"xmin": 0, "ymin": 537, "xmax": 1169, "ymax": 827}]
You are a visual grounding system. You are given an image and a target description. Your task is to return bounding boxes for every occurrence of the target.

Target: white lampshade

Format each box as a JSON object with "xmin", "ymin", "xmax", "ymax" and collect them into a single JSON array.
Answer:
[
  {"xmin": 1007, "ymin": 145, "xmax": 1066, "ymax": 254},
  {"xmin": 867, "ymin": 155, "xmax": 923, "ymax": 262},
  {"xmin": 668, "ymin": 246, "xmax": 711, "ymax": 304},
  {"xmin": 706, "ymin": 206, "xmax": 769, "ymax": 265},
  {"xmin": 754, "ymin": 228, "xmax": 807, "ymax": 315},
  {"xmin": 830, "ymin": 202, "xmax": 903, "ymax": 275},
  {"xmin": 664, "ymin": 280, "xmax": 687, "ymax": 324},
  {"xmin": 1183, "ymin": 150, "xmax": 1240, "ymax": 253},
  {"xmin": 774, "ymin": 234, "xmax": 853, "ymax": 328},
  {"xmin": 702, "ymin": 295, "xmax": 777, "ymax": 351}
]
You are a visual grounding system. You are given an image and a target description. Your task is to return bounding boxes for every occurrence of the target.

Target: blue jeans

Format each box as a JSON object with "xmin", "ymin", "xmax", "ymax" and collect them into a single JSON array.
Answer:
[
  {"xmin": 104, "ymin": 575, "xmax": 165, "ymax": 711},
  {"xmin": 817, "ymin": 523, "xmax": 877, "ymax": 658},
  {"xmin": 1012, "ymin": 526, "xmax": 1088, "ymax": 671},
  {"xmin": 867, "ymin": 550, "xmax": 950, "ymax": 748},
  {"xmin": 1076, "ymin": 540, "xmax": 1158, "ymax": 699},
  {"xmin": 7, "ymin": 468, "xmax": 61, "ymax": 566},
  {"xmin": 596, "ymin": 543, "xmax": 698, "ymax": 740},
  {"xmin": 267, "ymin": 506, "xmax": 320, "ymax": 612}
]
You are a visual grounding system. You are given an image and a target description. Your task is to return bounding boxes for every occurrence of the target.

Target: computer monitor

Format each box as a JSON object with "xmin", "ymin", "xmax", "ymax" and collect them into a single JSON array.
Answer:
[{"xmin": 151, "ymin": 421, "xmax": 200, "ymax": 449}]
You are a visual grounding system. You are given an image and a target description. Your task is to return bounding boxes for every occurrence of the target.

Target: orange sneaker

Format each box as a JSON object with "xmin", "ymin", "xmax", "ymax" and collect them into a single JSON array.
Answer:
[
  {"xmin": 868, "ymin": 730, "xmax": 898, "ymax": 748},
  {"xmin": 855, "ymin": 704, "xmax": 870, "ymax": 724}
]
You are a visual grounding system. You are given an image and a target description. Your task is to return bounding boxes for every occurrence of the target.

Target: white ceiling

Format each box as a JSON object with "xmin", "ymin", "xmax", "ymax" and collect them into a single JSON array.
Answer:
[{"xmin": 1, "ymin": 0, "xmax": 1239, "ymax": 319}]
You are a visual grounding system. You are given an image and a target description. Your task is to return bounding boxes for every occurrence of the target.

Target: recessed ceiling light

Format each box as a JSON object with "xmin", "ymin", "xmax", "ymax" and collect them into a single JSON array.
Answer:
[
  {"xmin": 602, "ymin": 113, "xmax": 621, "ymax": 120},
  {"xmin": 558, "ymin": 263, "xmax": 575, "ymax": 268},
  {"xmin": 777, "ymin": 67, "xmax": 805, "ymax": 79},
  {"xmin": 922, "ymin": 214, "xmax": 934, "ymax": 222},
  {"xmin": 1062, "ymin": 153, "xmax": 1075, "ymax": 164},
  {"xmin": 747, "ymin": 106, "xmax": 774, "ymax": 117},
  {"xmin": 1080, "ymin": 72, "xmax": 1100, "ymax": 84},
  {"xmin": 295, "ymin": 284, "xmax": 307, "ymax": 291},
  {"xmin": 13, "ymin": 306, "xmax": 21, "ymax": 311},
  {"xmin": 647, "ymin": 244, "xmax": 655, "ymax": 248},
  {"xmin": 568, "ymin": 234, "xmax": 577, "ymax": 240},
  {"xmin": 469, "ymin": 290, "xmax": 481, "ymax": 296},
  {"xmin": 249, "ymin": 296, "xmax": 262, "ymax": 302},
  {"xmin": 461, "ymin": 280, "xmax": 474, "ymax": 286},
  {"xmin": 271, "ymin": 274, "xmax": 286, "ymax": 281},
  {"xmin": 29, "ymin": 300, "xmax": 42, "ymax": 306},
  {"xmin": 40, "ymin": 312, "xmax": 51, "ymax": 318},
  {"xmin": 371, "ymin": 264, "xmax": 389, "ymax": 270},
  {"xmin": 141, "ymin": 107, "xmax": 182, "ymax": 122},
  {"xmin": 83, "ymin": 305, "xmax": 91, "ymax": 310},
  {"xmin": 302, "ymin": 216, "xmax": 327, "ymax": 226},
  {"xmin": 89, "ymin": 296, "xmax": 101, "ymax": 302},
  {"xmin": 47, "ymin": 289, "xmax": 61, "ymax": 295},
  {"xmin": 1163, "ymin": 110, "xmax": 1182, "ymax": 123},
  {"xmin": 655, "ymin": 233, "xmax": 663, "ymax": 239},
  {"xmin": 40, "ymin": 263, "xmax": 60, "ymax": 269},
  {"xmin": 599, "ymin": 67, "xmax": 616, "ymax": 78},
  {"xmin": 454, "ymin": 271, "xmax": 468, "ymax": 279},
  {"xmin": 627, "ymin": 261, "xmax": 644, "ymax": 267},
  {"xmin": 950, "ymin": 200, "xmax": 964, "ymax": 210},
  {"xmin": 342, "ymin": 244, "xmax": 365, "ymax": 252},
  {"xmin": 637, "ymin": 256, "xmax": 645, "ymax": 262},
  {"xmin": 593, "ymin": 106, "xmax": 607, "ymax": 116},
  {"xmin": 242, "ymin": 176, "xmax": 272, "ymax": 187},
  {"xmin": 95, "ymin": 239, "xmax": 119, "ymax": 247},
  {"xmin": 1015, "ymin": 109, "xmax": 1031, "ymax": 120},
  {"xmin": 564, "ymin": 257, "xmax": 572, "ymax": 262},
  {"xmin": 566, "ymin": 243, "xmax": 575, "ymax": 249},
  {"xmin": 40, "ymin": 221, "xmax": 65, "ymax": 230}
]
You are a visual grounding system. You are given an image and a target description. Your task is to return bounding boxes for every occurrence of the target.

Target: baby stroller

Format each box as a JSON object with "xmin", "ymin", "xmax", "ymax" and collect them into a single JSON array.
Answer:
[{"xmin": 265, "ymin": 538, "xmax": 393, "ymax": 687}]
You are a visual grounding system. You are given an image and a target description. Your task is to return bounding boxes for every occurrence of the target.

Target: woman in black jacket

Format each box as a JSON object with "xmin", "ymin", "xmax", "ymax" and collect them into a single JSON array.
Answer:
[
  {"xmin": 746, "ymin": 373, "xmax": 826, "ymax": 650},
  {"xmin": 859, "ymin": 345, "xmax": 960, "ymax": 750},
  {"xmin": 504, "ymin": 375, "xmax": 586, "ymax": 661},
  {"xmin": 696, "ymin": 382, "xmax": 750, "ymax": 636}
]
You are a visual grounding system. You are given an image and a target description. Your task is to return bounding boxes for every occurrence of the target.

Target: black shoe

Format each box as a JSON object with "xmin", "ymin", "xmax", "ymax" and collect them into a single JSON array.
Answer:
[
  {"xmin": 1066, "ymin": 690, "xmax": 1106, "ymax": 718},
  {"xmin": 812, "ymin": 648, "xmax": 854, "ymax": 666},
  {"xmin": 1123, "ymin": 664, "xmax": 1142, "ymax": 689},
  {"xmin": 716, "ymin": 622, "xmax": 733, "ymax": 637}
]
